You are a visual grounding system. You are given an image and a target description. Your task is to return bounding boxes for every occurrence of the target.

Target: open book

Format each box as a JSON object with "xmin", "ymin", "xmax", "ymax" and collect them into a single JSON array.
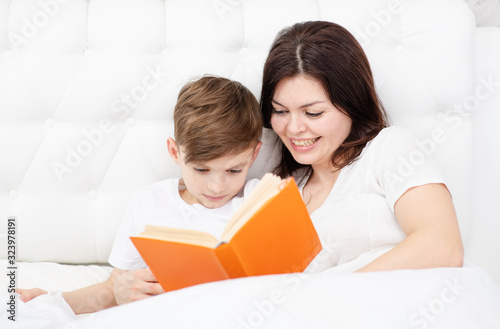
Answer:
[{"xmin": 130, "ymin": 173, "xmax": 322, "ymax": 292}]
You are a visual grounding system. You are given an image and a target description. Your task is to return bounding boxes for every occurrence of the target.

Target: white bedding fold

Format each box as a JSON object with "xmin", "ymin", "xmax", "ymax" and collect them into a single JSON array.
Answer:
[
  {"xmin": 2, "ymin": 262, "xmax": 499, "ymax": 329},
  {"xmin": 66, "ymin": 265, "xmax": 500, "ymax": 329}
]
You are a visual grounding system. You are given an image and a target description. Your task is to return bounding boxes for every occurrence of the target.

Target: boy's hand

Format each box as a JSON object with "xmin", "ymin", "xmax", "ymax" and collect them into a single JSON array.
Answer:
[
  {"xmin": 16, "ymin": 288, "xmax": 48, "ymax": 302},
  {"xmin": 113, "ymin": 268, "xmax": 164, "ymax": 305}
]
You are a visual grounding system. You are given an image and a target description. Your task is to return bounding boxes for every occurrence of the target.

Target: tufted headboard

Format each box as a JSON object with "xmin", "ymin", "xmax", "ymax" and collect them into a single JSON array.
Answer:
[{"xmin": 1, "ymin": 0, "xmax": 499, "ymax": 282}]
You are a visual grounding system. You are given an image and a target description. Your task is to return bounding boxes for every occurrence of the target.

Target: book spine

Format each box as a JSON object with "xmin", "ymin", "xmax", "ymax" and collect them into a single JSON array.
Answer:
[{"xmin": 214, "ymin": 243, "xmax": 247, "ymax": 278}]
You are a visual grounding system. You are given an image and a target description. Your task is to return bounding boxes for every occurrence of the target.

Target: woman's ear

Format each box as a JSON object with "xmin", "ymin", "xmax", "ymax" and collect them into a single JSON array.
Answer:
[{"xmin": 167, "ymin": 137, "xmax": 181, "ymax": 165}]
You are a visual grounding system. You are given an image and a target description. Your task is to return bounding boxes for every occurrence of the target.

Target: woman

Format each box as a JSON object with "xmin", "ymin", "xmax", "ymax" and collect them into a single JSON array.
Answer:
[{"xmin": 260, "ymin": 21, "xmax": 463, "ymax": 272}]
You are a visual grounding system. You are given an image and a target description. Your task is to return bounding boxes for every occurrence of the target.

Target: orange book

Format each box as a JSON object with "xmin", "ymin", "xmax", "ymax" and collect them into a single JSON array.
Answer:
[{"xmin": 130, "ymin": 173, "xmax": 322, "ymax": 293}]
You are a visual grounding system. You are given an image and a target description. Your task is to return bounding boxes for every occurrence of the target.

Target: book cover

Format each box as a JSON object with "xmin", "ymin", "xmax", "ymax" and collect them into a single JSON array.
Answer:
[{"xmin": 130, "ymin": 174, "xmax": 322, "ymax": 292}]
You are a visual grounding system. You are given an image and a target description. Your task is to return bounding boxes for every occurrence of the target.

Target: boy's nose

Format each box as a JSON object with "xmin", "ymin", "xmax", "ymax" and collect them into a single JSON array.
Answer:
[{"xmin": 207, "ymin": 176, "xmax": 225, "ymax": 194}]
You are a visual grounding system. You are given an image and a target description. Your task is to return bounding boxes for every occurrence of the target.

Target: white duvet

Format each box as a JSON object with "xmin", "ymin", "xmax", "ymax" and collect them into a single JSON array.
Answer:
[{"xmin": 2, "ymin": 261, "xmax": 500, "ymax": 329}]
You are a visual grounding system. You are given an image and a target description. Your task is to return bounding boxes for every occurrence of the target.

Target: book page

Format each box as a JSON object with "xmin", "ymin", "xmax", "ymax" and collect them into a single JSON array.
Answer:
[
  {"xmin": 139, "ymin": 225, "xmax": 220, "ymax": 248},
  {"xmin": 221, "ymin": 173, "xmax": 284, "ymax": 241}
]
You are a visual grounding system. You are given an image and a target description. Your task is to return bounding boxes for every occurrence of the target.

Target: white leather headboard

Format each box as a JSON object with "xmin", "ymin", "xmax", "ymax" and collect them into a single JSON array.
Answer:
[{"xmin": 1, "ymin": 0, "xmax": 499, "ymax": 282}]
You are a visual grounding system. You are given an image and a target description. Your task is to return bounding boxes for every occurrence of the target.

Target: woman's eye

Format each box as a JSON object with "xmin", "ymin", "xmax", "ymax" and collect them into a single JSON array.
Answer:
[
  {"xmin": 272, "ymin": 108, "xmax": 287, "ymax": 115},
  {"xmin": 306, "ymin": 111, "xmax": 323, "ymax": 118}
]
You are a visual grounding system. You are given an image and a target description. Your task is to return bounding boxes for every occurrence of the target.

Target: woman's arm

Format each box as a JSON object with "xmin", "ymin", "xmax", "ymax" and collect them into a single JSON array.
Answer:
[{"xmin": 357, "ymin": 183, "xmax": 464, "ymax": 272}]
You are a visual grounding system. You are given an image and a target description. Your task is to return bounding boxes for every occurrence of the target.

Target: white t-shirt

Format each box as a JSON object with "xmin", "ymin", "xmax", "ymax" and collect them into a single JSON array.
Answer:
[
  {"xmin": 108, "ymin": 178, "xmax": 260, "ymax": 270},
  {"xmin": 303, "ymin": 126, "xmax": 447, "ymax": 272}
]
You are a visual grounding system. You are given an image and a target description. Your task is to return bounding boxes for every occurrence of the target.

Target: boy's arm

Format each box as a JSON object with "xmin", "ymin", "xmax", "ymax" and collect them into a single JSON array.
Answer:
[
  {"xmin": 62, "ymin": 268, "xmax": 125, "ymax": 314},
  {"xmin": 63, "ymin": 268, "xmax": 164, "ymax": 313},
  {"xmin": 18, "ymin": 267, "xmax": 164, "ymax": 314}
]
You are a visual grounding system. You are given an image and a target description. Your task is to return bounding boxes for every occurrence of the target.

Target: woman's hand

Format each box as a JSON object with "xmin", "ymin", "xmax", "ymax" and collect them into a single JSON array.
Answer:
[
  {"xmin": 16, "ymin": 288, "xmax": 48, "ymax": 302},
  {"xmin": 113, "ymin": 268, "xmax": 164, "ymax": 305}
]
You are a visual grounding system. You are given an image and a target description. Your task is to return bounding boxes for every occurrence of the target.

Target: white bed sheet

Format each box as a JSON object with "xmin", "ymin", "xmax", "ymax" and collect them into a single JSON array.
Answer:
[
  {"xmin": 3, "ymin": 262, "xmax": 499, "ymax": 329},
  {"xmin": 11, "ymin": 261, "xmax": 113, "ymax": 291}
]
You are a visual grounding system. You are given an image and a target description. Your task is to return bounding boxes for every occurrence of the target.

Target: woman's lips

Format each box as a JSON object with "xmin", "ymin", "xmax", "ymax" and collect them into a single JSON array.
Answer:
[{"xmin": 290, "ymin": 137, "xmax": 320, "ymax": 151}]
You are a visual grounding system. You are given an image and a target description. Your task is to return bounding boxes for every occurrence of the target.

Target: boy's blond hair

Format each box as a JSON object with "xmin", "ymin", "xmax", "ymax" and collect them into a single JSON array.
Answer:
[{"xmin": 174, "ymin": 75, "xmax": 262, "ymax": 164}]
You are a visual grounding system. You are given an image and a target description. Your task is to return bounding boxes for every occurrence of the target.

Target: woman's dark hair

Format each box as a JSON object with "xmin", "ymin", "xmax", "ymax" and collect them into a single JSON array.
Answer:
[{"xmin": 260, "ymin": 21, "xmax": 389, "ymax": 178}]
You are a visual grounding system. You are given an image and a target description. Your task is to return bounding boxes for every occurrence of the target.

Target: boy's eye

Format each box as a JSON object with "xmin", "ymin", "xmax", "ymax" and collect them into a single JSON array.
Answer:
[
  {"xmin": 306, "ymin": 111, "xmax": 323, "ymax": 118},
  {"xmin": 228, "ymin": 169, "xmax": 242, "ymax": 174},
  {"xmin": 194, "ymin": 168, "xmax": 208, "ymax": 173}
]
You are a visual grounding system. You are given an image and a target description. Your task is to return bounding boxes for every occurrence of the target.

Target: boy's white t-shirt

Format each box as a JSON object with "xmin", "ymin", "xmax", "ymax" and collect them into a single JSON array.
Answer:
[
  {"xmin": 303, "ymin": 126, "xmax": 448, "ymax": 273},
  {"xmin": 108, "ymin": 178, "xmax": 260, "ymax": 270}
]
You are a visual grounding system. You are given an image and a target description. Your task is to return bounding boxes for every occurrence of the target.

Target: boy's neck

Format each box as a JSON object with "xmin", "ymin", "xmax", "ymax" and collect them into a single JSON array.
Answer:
[{"xmin": 178, "ymin": 180, "xmax": 196, "ymax": 205}]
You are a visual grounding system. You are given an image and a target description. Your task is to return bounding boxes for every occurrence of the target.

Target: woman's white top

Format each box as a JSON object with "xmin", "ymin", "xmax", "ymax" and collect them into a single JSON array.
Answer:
[{"xmin": 302, "ymin": 126, "xmax": 447, "ymax": 272}]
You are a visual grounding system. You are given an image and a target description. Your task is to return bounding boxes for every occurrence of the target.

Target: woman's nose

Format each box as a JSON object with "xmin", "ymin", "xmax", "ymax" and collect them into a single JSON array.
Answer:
[{"xmin": 288, "ymin": 113, "xmax": 306, "ymax": 134}]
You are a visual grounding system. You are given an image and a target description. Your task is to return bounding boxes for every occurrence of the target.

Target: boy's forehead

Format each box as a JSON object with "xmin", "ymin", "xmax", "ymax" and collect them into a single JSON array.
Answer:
[{"xmin": 186, "ymin": 147, "xmax": 255, "ymax": 167}]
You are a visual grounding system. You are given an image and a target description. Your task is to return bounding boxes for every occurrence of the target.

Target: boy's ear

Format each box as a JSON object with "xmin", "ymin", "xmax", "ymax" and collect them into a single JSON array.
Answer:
[
  {"xmin": 250, "ymin": 141, "xmax": 262, "ymax": 164},
  {"xmin": 167, "ymin": 137, "xmax": 181, "ymax": 165}
]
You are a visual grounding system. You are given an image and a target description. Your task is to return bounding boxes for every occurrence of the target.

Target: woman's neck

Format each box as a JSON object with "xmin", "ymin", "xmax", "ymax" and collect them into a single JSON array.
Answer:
[
  {"xmin": 309, "ymin": 162, "xmax": 340, "ymax": 185},
  {"xmin": 302, "ymin": 164, "xmax": 341, "ymax": 214},
  {"xmin": 310, "ymin": 169, "xmax": 340, "ymax": 191}
]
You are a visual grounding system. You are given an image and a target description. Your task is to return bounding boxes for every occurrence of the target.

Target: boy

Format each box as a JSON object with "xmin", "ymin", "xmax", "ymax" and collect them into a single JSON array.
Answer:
[{"xmin": 17, "ymin": 75, "xmax": 263, "ymax": 314}]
